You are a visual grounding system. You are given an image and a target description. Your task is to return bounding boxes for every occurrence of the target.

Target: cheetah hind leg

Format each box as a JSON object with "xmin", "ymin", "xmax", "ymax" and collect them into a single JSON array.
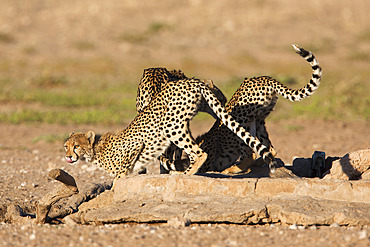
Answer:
[
  {"xmin": 238, "ymin": 146, "xmax": 277, "ymax": 173},
  {"xmin": 221, "ymin": 121, "xmax": 258, "ymax": 174},
  {"xmin": 184, "ymin": 152, "xmax": 208, "ymax": 175},
  {"xmin": 167, "ymin": 128, "xmax": 207, "ymax": 175},
  {"xmin": 221, "ymin": 152, "xmax": 257, "ymax": 174},
  {"xmin": 158, "ymin": 155, "xmax": 190, "ymax": 174}
]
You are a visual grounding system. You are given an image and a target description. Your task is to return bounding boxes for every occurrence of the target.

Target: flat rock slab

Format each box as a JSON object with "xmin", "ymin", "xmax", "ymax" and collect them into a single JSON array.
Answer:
[
  {"xmin": 114, "ymin": 174, "xmax": 370, "ymax": 203},
  {"xmin": 80, "ymin": 197, "xmax": 369, "ymax": 226},
  {"xmin": 70, "ymin": 175, "xmax": 370, "ymax": 226},
  {"xmin": 81, "ymin": 198, "xmax": 269, "ymax": 225}
]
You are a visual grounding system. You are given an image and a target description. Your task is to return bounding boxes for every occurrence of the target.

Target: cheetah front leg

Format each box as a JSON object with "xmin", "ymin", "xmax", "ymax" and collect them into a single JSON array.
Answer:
[{"xmin": 112, "ymin": 143, "xmax": 145, "ymax": 191}]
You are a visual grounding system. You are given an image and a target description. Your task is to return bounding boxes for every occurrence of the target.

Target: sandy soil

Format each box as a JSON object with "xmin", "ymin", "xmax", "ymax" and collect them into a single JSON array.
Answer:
[{"xmin": 0, "ymin": 120, "xmax": 369, "ymax": 246}]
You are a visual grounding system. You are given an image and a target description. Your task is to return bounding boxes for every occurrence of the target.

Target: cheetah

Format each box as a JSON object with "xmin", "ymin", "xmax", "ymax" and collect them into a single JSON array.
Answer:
[
  {"xmin": 136, "ymin": 67, "xmax": 227, "ymax": 117},
  {"xmin": 64, "ymin": 78, "xmax": 277, "ymax": 189},
  {"xmin": 136, "ymin": 67, "xmax": 227, "ymax": 172},
  {"xmin": 136, "ymin": 68, "xmax": 187, "ymax": 113},
  {"xmin": 159, "ymin": 44, "xmax": 322, "ymax": 174}
]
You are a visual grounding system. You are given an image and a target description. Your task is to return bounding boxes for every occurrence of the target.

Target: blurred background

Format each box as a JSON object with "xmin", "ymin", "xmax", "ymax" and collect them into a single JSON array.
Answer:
[{"xmin": 0, "ymin": 0, "xmax": 369, "ymax": 125}]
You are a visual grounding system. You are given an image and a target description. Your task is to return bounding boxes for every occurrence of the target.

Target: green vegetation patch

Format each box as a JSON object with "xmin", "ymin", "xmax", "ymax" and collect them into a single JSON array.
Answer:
[{"xmin": 0, "ymin": 107, "xmax": 136, "ymax": 125}]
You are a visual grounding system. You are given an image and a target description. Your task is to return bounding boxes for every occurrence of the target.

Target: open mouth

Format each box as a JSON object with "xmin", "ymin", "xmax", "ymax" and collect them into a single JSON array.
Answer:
[{"xmin": 66, "ymin": 157, "xmax": 75, "ymax": 163}]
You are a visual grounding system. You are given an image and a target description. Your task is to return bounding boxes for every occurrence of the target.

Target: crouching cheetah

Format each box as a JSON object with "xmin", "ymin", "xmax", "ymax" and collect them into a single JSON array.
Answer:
[
  {"xmin": 159, "ymin": 44, "xmax": 322, "ymax": 174},
  {"xmin": 64, "ymin": 78, "xmax": 277, "ymax": 189}
]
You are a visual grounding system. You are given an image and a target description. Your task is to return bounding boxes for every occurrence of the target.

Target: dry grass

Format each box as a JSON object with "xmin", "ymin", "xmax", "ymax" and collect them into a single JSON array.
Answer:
[{"xmin": 0, "ymin": 0, "xmax": 369, "ymax": 124}]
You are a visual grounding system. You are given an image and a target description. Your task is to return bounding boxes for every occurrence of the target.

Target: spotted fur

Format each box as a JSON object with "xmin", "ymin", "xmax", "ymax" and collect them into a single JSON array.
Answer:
[
  {"xmin": 160, "ymin": 44, "xmax": 322, "ymax": 174},
  {"xmin": 136, "ymin": 68, "xmax": 188, "ymax": 113},
  {"xmin": 136, "ymin": 67, "xmax": 227, "ymax": 172},
  {"xmin": 136, "ymin": 67, "xmax": 227, "ymax": 117},
  {"xmin": 64, "ymin": 78, "xmax": 277, "ymax": 188}
]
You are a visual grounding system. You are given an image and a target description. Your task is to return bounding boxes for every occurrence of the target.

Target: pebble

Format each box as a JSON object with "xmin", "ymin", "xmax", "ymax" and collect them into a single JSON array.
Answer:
[
  {"xmin": 167, "ymin": 217, "xmax": 191, "ymax": 227},
  {"xmin": 358, "ymin": 230, "xmax": 367, "ymax": 240},
  {"xmin": 289, "ymin": 224, "xmax": 298, "ymax": 230},
  {"xmin": 330, "ymin": 223, "xmax": 340, "ymax": 228},
  {"xmin": 86, "ymin": 166, "xmax": 97, "ymax": 172},
  {"xmin": 225, "ymin": 239, "xmax": 238, "ymax": 246},
  {"xmin": 344, "ymin": 235, "xmax": 352, "ymax": 242}
]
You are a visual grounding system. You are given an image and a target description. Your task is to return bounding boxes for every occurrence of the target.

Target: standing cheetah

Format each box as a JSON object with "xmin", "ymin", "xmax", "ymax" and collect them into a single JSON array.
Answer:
[
  {"xmin": 64, "ymin": 78, "xmax": 277, "ymax": 189},
  {"xmin": 159, "ymin": 44, "xmax": 322, "ymax": 174},
  {"xmin": 136, "ymin": 67, "xmax": 227, "ymax": 172},
  {"xmin": 136, "ymin": 67, "xmax": 227, "ymax": 117},
  {"xmin": 136, "ymin": 68, "xmax": 187, "ymax": 113}
]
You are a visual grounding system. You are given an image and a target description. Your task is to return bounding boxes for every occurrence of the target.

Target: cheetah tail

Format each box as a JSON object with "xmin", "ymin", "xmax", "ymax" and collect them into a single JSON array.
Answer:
[{"xmin": 274, "ymin": 44, "xmax": 322, "ymax": 102}]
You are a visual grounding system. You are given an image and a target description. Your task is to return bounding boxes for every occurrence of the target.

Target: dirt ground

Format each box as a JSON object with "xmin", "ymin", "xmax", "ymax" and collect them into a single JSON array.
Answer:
[{"xmin": 0, "ymin": 120, "xmax": 369, "ymax": 246}]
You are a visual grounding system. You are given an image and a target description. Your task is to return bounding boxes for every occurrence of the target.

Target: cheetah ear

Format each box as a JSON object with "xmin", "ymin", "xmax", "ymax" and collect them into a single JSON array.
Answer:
[
  {"xmin": 204, "ymin": 79, "xmax": 214, "ymax": 89},
  {"xmin": 68, "ymin": 132, "xmax": 74, "ymax": 138},
  {"xmin": 85, "ymin": 131, "xmax": 95, "ymax": 145}
]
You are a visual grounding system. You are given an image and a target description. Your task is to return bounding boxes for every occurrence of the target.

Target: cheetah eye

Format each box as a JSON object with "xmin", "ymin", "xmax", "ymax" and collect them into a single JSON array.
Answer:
[
  {"xmin": 74, "ymin": 145, "xmax": 80, "ymax": 149},
  {"xmin": 64, "ymin": 145, "xmax": 68, "ymax": 151}
]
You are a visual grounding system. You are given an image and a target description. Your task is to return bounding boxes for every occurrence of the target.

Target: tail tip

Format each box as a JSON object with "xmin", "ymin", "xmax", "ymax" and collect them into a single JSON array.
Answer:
[
  {"xmin": 292, "ymin": 44, "xmax": 301, "ymax": 52},
  {"xmin": 269, "ymin": 161, "xmax": 277, "ymax": 174}
]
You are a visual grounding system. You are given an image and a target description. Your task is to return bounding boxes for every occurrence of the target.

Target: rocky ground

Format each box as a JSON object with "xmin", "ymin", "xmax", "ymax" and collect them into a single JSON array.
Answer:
[{"xmin": 0, "ymin": 120, "xmax": 369, "ymax": 246}]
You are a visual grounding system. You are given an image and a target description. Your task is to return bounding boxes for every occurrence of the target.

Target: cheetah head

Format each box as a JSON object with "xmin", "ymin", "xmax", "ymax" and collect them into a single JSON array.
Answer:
[{"xmin": 64, "ymin": 131, "xmax": 95, "ymax": 163}]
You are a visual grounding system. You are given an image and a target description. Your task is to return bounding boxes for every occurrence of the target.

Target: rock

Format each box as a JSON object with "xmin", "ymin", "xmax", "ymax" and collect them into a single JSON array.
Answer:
[
  {"xmin": 167, "ymin": 217, "xmax": 191, "ymax": 227},
  {"xmin": 358, "ymin": 230, "xmax": 368, "ymax": 240},
  {"xmin": 114, "ymin": 175, "xmax": 370, "ymax": 203},
  {"xmin": 289, "ymin": 224, "xmax": 298, "ymax": 230},
  {"xmin": 113, "ymin": 175, "xmax": 258, "ymax": 202},
  {"xmin": 5, "ymin": 204, "xmax": 34, "ymax": 224},
  {"xmin": 330, "ymin": 223, "xmax": 340, "ymax": 228},
  {"xmin": 71, "ymin": 175, "xmax": 370, "ymax": 226},
  {"xmin": 243, "ymin": 165, "xmax": 297, "ymax": 179},
  {"xmin": 81, "ymin": 197, "xmax": 270, "ymax": 225},
  {"xmin": 323, "ymin": 149, "xmax": 370, "ymax": 180},
  {"xmin": 267, "ymin": 197, "xmax": 370, "ymax": 226},
  {"xmin": 362, "ymin": 169, "xmax": 370, "ymax": 180}
]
